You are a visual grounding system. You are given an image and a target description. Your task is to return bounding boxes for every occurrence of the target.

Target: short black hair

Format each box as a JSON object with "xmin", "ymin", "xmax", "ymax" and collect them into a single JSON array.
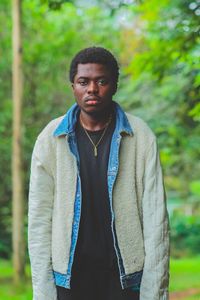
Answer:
[{"xmin": 69, "ymin": 46, "xmax": 119, "ymax": 87}]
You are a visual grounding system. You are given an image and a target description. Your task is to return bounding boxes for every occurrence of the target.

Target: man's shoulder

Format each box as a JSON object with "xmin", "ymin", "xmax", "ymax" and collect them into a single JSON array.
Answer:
[
  {"xmin": 125, "ymin": 112, "xmax": 156, "ymax": 141},
  {"xmin": 32, "ymin": 115, "xmax": 65, "ymax": 160},
  {"xmin": 37, "ymin": 115, "xmax": 65, "ymax": 141}
]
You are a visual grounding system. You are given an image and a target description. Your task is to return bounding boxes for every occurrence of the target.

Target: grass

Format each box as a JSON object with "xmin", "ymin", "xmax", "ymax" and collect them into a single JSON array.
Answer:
[
  {"xmin": 0, "ymin": 257, "xmax": 200, "ymax": 299},
  {"xmin": 170, "ymin": 257, "xmax": 200, "ymax": 292},
  {"xmin": 0, "ymin": 260, "xmax": 32, "ymax": 300},
  {"xmin": 185, "ymin": 295, "xmax": 200, "ymax": 300}
]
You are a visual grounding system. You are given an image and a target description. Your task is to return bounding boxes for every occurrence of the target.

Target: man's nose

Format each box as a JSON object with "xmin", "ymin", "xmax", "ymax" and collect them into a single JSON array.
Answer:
[{"xmin": 87, "ymin": 81, "xmax": 98, "ymax": 94}]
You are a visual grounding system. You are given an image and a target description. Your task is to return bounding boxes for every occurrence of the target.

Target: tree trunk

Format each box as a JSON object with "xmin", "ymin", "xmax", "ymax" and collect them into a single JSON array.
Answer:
[{"xmin": 12, "ymin": 0, "xmax": 25, "ymax": 284}]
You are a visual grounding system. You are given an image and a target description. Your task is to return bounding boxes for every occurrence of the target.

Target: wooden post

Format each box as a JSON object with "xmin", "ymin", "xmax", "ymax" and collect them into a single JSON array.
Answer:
[{"xmin": 12, "ymin": 0, "xmax": 25, "ymax": 284}]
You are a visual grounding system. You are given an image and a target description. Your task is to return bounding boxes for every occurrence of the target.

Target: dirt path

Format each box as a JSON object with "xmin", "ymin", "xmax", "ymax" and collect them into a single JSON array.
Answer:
[{"xmin": 170, "ymin": 288, "xmax": 200, "ymax": 300}]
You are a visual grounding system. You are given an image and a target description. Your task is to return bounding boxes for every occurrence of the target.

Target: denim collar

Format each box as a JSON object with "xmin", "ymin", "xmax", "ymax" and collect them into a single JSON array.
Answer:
[{"xmin": 53, "ymin": 101, "xmax": 133, "ymax": 137}]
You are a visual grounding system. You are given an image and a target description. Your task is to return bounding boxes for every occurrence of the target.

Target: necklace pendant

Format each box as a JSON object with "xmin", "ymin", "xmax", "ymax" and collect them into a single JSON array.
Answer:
[{"xmin": 94, "ymin": 146, "xmax": 97, "ymax": 157}]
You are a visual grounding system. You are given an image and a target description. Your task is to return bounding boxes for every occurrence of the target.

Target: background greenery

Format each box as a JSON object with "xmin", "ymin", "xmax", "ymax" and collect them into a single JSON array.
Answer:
[
  {"xmin": 1, "ymin": 257, "xmax": 200, "ymax": 299},
  {"xmin": 0, "ymin": 0, "xmax": 200, "ymax": 298}
]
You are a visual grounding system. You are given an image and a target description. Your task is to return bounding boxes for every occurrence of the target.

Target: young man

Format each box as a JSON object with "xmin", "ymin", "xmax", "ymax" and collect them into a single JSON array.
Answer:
[{"xmin": 28, "ymin": 47, "xmax": 169, "ymax": 300}]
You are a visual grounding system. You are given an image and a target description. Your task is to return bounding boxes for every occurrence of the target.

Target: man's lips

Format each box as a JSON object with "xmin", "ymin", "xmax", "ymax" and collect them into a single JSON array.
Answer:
[
  {"xmin": 85, "ymin": 96, "xmax": 100, "ymax": 102},
  {"xmin": 85, "ymin": 97, "xmax": 101, "ymax": 105}
]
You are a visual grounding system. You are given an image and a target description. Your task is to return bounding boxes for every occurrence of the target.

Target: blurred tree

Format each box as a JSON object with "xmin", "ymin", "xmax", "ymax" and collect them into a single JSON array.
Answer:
[{"xmin": 12, "ymin": 0, "xmax": 25, "ymax": 282}]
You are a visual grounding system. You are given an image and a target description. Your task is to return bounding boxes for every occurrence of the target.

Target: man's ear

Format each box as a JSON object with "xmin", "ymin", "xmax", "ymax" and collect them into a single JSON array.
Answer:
[{"xmin": 71, "ymin": 83, "xmax": 74, "ymax": 90}]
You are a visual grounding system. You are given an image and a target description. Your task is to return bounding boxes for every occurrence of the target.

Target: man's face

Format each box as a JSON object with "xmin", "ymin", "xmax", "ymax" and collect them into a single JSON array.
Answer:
[{"xmin": 72, "ymin": 63, "xmax": 116, "ymax": 115}]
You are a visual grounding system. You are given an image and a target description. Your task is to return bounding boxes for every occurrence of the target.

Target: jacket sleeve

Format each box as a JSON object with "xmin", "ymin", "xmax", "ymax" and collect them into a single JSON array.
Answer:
[
  {"xmin": 28, "ymin": 138, "xmax": 57, "ymax": 300},
  {"xmin": 140, "ymin": 139, "xmax": 169, "ymax": 300}
]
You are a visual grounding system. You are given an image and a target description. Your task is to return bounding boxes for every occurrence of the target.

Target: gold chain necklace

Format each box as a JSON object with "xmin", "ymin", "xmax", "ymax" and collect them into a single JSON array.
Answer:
[{"xmin": 80, "ymin": 114, "xmax": 112, "ymax": 157}]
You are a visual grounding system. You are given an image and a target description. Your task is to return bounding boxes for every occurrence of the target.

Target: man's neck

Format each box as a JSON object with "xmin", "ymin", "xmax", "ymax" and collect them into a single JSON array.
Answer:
[{"xmin": 79, "ymin": 108, "xmax": 113, "ymax": 132}]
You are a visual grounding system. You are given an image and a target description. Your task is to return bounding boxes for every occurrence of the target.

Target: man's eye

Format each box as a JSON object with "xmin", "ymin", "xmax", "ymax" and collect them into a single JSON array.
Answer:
[
  {"xmin": 79, "ymin": 81, "xmax": 87, "ymax": 86},
  {"xmin": 98, "ymin": 79, "xmax": 107, "ymax": 86}
]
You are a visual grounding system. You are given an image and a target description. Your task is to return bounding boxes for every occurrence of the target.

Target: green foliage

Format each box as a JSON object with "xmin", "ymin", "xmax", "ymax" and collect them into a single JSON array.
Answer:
[
  {"xmin": 40, "ymin": 0, "xmax": 73, "ymax": 10},
  {"xmin": 118, "ymin": 0, "xmax": 200, "ymax": 204},
  {"xmin": 170, "ymin": 214, "xmax": 200, "ymax": 257}
]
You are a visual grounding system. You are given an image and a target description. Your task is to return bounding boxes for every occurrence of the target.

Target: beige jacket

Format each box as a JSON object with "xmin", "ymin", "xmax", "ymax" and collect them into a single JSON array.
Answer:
[{"xmin": 28, "ymin": 106, "xmax": 169, "ymax": 300}]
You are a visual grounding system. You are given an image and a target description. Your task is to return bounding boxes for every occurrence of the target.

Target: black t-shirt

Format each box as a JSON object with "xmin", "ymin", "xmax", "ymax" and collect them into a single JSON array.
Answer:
[{"xmin": 73, "ymin": 115, "xmax": 117, "ymax": 271}]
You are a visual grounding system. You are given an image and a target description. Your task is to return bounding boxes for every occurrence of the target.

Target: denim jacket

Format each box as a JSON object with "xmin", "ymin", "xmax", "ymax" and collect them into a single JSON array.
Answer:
[{"xmin": 28, "ymin": 102, "xmax": 169, "ymax": 300}]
